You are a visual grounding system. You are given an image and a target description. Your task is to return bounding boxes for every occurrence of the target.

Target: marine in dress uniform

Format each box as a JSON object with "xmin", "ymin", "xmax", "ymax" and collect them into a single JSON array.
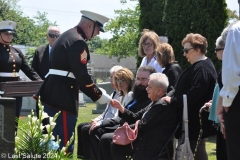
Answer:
[
  {"xmin": 38, "ymin": 10, "xmax": 110, "ymax": 153},
  {"xmin": 0, "ymin": 20, "xmax": 41, "ymax": 130}
]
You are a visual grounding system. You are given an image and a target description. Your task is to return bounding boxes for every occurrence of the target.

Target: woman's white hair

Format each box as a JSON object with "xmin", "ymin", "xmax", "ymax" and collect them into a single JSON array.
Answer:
[
  {"xmin": 110, "ymin": 65, "xmax": 123, "ymax": 74},
  {"xmin": 149, "ymin": 73, "xmax": 169, "ymax": 92},
  {"xmin": 159, "ymin": 36, "xmax": 168, "ymax": 43}
]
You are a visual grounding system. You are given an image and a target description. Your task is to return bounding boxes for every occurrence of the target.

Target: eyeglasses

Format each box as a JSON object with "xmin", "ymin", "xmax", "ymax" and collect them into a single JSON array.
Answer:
[
  {"xmin": 135, "ymin": 78, "xmax": 148, "ymax": 82},
  {"xmin": 142, "ymin": 43, "xmax": 153, "ymax": 47},
  {"xmin": 48, "ymin": 33, "xmax": 60, "ymax": 38},
  {"xmin": 215, "ymin": 48, "xmax": 224, "ymax": 52},
  {"xmin": 183, "ymin": 48, "xmax": 194, "ymax": 54},
  {"xmin": 115, "ymin": 79, "xmax": 126, "ymax": 83}
]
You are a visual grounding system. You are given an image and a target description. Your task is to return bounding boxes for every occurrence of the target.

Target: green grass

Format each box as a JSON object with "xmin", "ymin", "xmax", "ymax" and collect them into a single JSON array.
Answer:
[{"xmin": 19, "ymin": 103, "xmax": 217, "ymax": 160}]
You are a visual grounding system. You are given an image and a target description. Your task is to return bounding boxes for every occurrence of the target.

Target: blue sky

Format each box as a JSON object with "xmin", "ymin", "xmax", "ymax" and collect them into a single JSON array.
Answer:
[{"xmin": 18, "ymin": 0, "xmax": 239, "ymax": 39}]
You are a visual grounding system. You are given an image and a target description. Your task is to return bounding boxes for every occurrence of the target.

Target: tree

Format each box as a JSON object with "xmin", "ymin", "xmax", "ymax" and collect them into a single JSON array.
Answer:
[
  {"xmin": 162, "ymin": 0, "xmax": 228, "ymax": 71},
  {"xmin": 95, "ymin": 0, "xmax": 140, "ymax": 62},
  {"xmin": 87, "ymin": 36, "xmax": 108, "ymax": 53},
  {"xmin": 227, "ymin": 8, "xmax": 240, "ymax": 21},
  {"xmin": 0, "ymin": 0, "xmax": 57, "ymax": 46}
]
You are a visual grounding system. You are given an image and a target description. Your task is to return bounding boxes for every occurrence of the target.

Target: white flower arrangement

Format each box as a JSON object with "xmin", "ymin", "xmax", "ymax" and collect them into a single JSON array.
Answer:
[{"xmin": 14, "ymin": 99, "xmax": 74, "ymax": 159}]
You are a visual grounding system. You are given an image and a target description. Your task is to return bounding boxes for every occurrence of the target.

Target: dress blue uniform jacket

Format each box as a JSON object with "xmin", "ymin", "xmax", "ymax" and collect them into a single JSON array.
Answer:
[{"xmin": 39, "ymin": 26, "xmax": 102, "ymax": 115}]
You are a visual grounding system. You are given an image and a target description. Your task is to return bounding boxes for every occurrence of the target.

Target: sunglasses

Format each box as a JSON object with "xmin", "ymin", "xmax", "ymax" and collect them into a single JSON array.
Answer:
[
  {"xmin": 215, "ymin": 48, "xmax": 224, "ymax": 52},
  {"xmin": 183, "ymin": 48, "xmax": 194, "ymax": 54},
  {"xmin": 48, "ymin": 33, "xmax": 60, "ymax": 38}
]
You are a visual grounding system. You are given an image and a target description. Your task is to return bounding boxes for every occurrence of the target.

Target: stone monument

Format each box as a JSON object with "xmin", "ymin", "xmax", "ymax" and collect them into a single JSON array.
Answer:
[{"xmin": 0, "ymin": 97, "xmax": 16, "ymax": 157}]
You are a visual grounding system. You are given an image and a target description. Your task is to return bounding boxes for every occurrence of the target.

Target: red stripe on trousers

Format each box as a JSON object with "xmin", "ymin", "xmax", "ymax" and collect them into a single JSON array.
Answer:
[{"xmin": 62, "ymin": 111, "xmax": 68, "ymax": 153}]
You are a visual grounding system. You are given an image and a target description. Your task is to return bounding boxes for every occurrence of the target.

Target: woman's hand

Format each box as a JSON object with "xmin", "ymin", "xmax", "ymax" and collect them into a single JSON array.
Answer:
[
  {"xmin": 110, "ymin": 99, "xmax": 125, "ymax": 113},
  {"xmin": 161, "ymin": 96, "xmax": 171, "ymax": 103},
  {"xmin": 201, "ymin": 100, "xmax": 212, "ymax": 112},
  {"xmin": 89, "ymin": 121, "xmax": 101, "ymax": 134}
]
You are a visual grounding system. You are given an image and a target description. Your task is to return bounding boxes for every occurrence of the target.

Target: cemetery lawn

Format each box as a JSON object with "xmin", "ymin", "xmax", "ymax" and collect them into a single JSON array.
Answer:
[{"xmin": 19, "ymin": 103, "xmax": 217, "ymax": 160}]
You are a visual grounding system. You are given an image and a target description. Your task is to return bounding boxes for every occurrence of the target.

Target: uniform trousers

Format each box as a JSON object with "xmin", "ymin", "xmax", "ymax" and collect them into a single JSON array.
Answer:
[
  {"xmin": 224, "ymin": 89, "xmax": 240, "ymax": 160},
  {"xmin": 43, "ymin": 104, "xmax": 77, "ymax": 154},
  {"xmin": 77, "ymin": 122, "xmax": 91, "ymax": 159}
]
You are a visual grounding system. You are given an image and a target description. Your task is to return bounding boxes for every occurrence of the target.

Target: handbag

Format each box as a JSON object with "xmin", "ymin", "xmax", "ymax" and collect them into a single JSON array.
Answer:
[
  {"xmin": 175, "ymin": 95, "xmax": 194, "ymax": 160},
  {"xmin": 112, "ymin": 120, "xmax": 140, "ymax": 149}
]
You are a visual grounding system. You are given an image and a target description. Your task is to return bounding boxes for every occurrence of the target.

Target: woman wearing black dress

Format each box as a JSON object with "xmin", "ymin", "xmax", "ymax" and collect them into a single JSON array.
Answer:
[{"xmin": 162, "ymin": 33, "xmax": 217, "ymax": 160}]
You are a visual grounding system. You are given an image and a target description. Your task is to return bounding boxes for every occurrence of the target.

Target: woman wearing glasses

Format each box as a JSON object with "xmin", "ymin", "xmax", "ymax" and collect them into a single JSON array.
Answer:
[
  {"xmin": 162, "ymin": 33, "xmax": 217, "ymax": 160},
  {"xmin": 0, "ymin": 20, "xmax": 41, "ymax": 130},
  {"xmin": 138, "ymin": 29, "xmax": 163, "ymax": 73},
  {"xmin": 88, "ymin": 68, "xmax": 137, "ymax": 159},
  {"xmin": 156, "ymin": 43, "xmax": 182, "ymax": 92}
]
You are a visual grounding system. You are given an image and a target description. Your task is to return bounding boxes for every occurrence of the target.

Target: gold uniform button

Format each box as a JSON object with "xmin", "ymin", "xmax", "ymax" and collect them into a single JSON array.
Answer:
[
  {"xmin": 71, "ymin": 86, "xmax": 73, "ymax": 88},
  {"xmin": 13, "ymin": 69, "xmax": 15, "ymax": 72},
  {"xmin": 13, "ymin": 64, "xmax": 16, "ymax": 67},
  {"xmin": 13, "ymin": 60, "xmax": 15, "ymax": 62},
  {"xmin": 7, "ymin": 49, "xmax": 9, "ymax": 51}
]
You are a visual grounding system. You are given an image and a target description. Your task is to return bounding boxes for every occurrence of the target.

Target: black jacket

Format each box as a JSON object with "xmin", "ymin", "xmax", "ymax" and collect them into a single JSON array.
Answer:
[
  {"xmin": 40, "ymin": 26, "xmax": 102, "ymax": 115},
  {"xmin": 0, "ymin": 43, "xmax": 41, "ymax": 82},
  {"xmin": 31, "ymin": 44, "xmax": 50, "ymax": 80},
  {"xmin": 171, "ymin": 58, "xmax": 217, "ymax": 140},
  {"xmin": 162, "ymin": 62, "xmax": 182, "ymax": 93},
  {"xmin": 120, "ymin": 99, "xmax": 178, "ymax": 160}
]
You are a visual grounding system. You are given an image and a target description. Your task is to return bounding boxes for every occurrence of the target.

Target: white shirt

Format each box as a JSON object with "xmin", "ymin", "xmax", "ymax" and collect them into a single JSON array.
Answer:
[
  {"xmin": 94, "ymin": 91, "xmax": 119, "ymax": 121},
  {"xmin": 140, "ymin": 56, "xmax": 163, "ymax": 72},
  {"xmin": 49, "ymin": 45, "xmax": 52, "ymax": 55},
  {"xmin": 220, "ymin": 22, "xmax": 240, "ymax": 107}
]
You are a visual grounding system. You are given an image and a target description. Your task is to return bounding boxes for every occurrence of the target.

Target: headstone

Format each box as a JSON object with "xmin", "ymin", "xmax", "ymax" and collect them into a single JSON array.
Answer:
[
  {"xmin": 0, "ymin": 97, "xmax": 16, "ymax": 158},
  {"xmin": 79, "ymin": 92, "xmax": 86, "ymax": 107},
  {"xmin": 92, "ymin": 82, "xmax": 113, "ymax": 114},
  {"xmin": 21, "ymin": 97, "xmax": 36, "ymax": 116}
]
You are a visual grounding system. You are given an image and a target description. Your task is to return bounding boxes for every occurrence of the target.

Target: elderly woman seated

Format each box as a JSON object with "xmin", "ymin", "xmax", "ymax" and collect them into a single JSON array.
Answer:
[{"xmin": 110, "ymin": 73, "xmax": 178, "ymax": 160}]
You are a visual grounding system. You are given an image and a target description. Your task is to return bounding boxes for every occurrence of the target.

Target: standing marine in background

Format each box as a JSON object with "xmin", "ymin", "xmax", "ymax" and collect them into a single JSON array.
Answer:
[{"xmin": 0, "ymin": 20, "xmax": 41, "ymax": 131}]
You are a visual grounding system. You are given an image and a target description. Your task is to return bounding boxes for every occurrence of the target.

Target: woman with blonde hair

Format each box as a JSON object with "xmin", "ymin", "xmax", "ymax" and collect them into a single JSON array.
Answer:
[{"xmin": 139, "ymin": 29, "xmax": 163, "ymax": 72}]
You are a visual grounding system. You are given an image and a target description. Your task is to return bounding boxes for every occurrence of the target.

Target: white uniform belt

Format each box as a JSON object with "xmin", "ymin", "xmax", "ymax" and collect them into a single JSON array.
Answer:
[
  {"xmin": 0, "ymin": 72, "xmax": 19, "ymax": 77},
  {"xmin": 45, "ymin": 69, "xmax": 75, "ymax": 79}
]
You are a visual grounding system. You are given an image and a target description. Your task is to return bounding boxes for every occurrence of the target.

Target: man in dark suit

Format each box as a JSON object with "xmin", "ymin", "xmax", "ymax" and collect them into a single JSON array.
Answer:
[
  {"xmin": 31, "ymin": 26, "xmax": 61, "ymax": 80},
  {"xmin": 31, "ymin": 26, "xmax": 60, "ymax": 117}
]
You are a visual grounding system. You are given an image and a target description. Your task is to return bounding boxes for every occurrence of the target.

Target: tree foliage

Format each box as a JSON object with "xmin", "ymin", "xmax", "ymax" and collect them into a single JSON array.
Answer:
[
  {"xmin": 0, "ymin": 0, "xmax": 57, "ymax": 63},
  {"xmin": 95, "ymin": 0, "xmax": 232, "ymax": 71},
  {"xmin": 161, "ymin": 0, "xmax": 228, "ymax": 71},
  {"xmin": 227, "ymin": 8, "xmax": 240, "ymax": 22},
  {"xmin": 0, "ymin": 0, "xmax": 57, "ymax": 46},
  {"xmin": 95, "ymin": 1, "xmax": 140, "ymax": 62}
]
